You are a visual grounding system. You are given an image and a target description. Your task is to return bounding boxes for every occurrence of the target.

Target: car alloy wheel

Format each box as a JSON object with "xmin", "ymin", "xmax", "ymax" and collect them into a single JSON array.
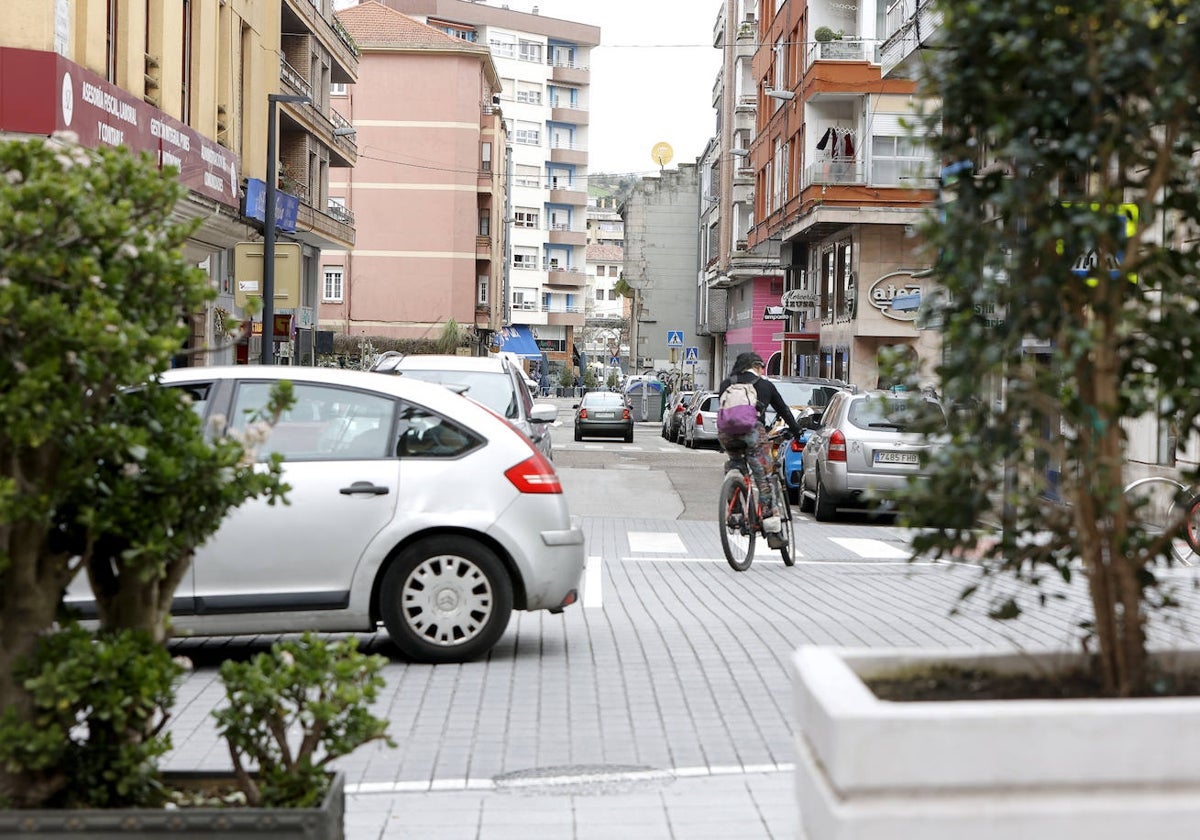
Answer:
[{"xmin": 380, "ymin": 536, "xmax": 514, "ymax": 663}]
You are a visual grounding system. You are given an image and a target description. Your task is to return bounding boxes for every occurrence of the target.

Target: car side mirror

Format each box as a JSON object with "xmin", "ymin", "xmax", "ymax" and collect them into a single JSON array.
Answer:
[{"xmin": 530, "ymin": 403, "xmax": 558, "ymax": 424}]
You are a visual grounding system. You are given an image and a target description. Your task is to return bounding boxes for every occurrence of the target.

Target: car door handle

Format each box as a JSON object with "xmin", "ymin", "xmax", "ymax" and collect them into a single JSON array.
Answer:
[{"xmin": 339, "ymin": 481, "xmax": 390, "ymax": 496}]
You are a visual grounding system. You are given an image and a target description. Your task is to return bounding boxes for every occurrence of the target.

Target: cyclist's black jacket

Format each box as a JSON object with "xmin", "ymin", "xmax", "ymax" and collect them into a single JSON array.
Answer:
[{"xmin": 716, "ymin": 371, "xmax": 802, "ymax": 436}]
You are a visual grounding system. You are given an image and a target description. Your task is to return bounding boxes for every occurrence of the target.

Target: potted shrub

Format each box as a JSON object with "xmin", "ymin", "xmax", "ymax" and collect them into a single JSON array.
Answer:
[
  {"xmin": 0, "ymin": 135, "xmax": 391, "ymax": 831},
  {"xmin": 792, "ymin": 1, "xmax": 1200, "ymax": 836},
  {"xmin": 814, "ymin": 26, "xmax": 838, "ymax": 42}
]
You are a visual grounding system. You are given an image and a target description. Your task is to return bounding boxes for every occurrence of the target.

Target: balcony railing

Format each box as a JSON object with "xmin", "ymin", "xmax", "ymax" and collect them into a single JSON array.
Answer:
[
  {"xmin": 804, "ymin": 158, "xmax": 867, "ymax": 188},
  {"xmin": 281, "ymin": 59, "xmax": 311, "ymax": 99},
  {"xmin": 326, "ymin": 199, "xmax": 354, "ymax": 225},
  {"xmin": 806, "ymin": 38, "xmax": 876, "ymax": 65}
]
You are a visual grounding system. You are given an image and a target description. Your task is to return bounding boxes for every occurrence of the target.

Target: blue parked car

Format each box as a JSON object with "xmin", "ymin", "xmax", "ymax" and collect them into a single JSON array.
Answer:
[{"xmin": 766, "ymin": 377, "xmax": 851, "ymax": 504}]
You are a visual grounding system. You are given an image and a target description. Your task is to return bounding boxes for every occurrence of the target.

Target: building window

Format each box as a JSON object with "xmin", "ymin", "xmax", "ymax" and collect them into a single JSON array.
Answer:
[
  {"xmin": 323, "ymin": 267, "xmax": 344, "ymax": 303},
  {"xmin": 481, "ymin": 141, "xmax": 492, "ymax": 172},
  {"xmin": 490, "ymin": 36, "xmax": 516, "ymax": 58},
  {"xmin": 479, "ymin": 211, "xmax": 490, "ymax": 236},
  {"xmin": 513, "ymin": 250, "xmax": 539, "ymax": 270},
  {"xmin": 609, "ymin": 289, "xmax": 618, "ymax": 300},
  {"xmin": 433, "ymin": 21, "xmax": 477, "ymax": 41},
  {"xmin": 106, "ymin": 0, "xmax": 119, "ymax": 81},
  {"xmin": 518, "ymin": 40, "xmax": 543, "ymax": 63},
  {"xmin": 477, "ymin": 275, "xmax": 488, "ymax": 305},
  {"xmin": 595, "ymin": 289, "xmax": 605, "ymax": 301},
  {"xmin": 514, "ymin": 165, "xmax": 541, "ymax": 188},
  {"xmin": 181, "ymin": 0, "xmax": 192, "ymax": 121},
  {"xmin": 331, "ymin": 82, "xmax": 347, "ymax": 96},
  {"xmin": 514, "ymin": 208, "xmax": 540, "ymax": 228},
  {"xmin": 871, "ymin": 135, "xmax": 931, "ymax": 187},
  {"xmin": 513, "ymin": 122, "xmax": 541, "ymax": 146},
  {"xmin": 517, "ymin": 83, "xmax": 543, "ymax": 105}
]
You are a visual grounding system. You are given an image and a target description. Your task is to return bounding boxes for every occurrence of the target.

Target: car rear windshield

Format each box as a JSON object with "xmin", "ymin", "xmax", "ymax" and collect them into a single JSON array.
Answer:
[
  {"xmin": 848, "ymin": 396, "xmax": 946, "ymax": 432},
  {"xmin": 399, "ymin": 370, "xmax": 516, "ymax": 418},
  {"xmin": 583, "ymin": 392, "xmax": 625, "ymax": 407},
  {"xmin": 774, "ymin": 382, "xmax": 842, "ymax": 409}
]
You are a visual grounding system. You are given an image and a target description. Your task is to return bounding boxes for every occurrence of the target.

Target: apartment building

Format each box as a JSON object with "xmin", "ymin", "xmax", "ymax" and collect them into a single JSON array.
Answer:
[
  {"xmin": 700, "ymin": 0, "xmax": 784, "ymax": 382},
  {"xmin": 0, "ymin": 0, "xmax": 357, "ymax": 365},
  {"xmin": 380, "ymin": 0, "xmax": 598, "ymax": 378},
  {"xmin": 739, "ymin": 0, "xmax": 937, "ymax": 390},
  {"xmin": 322, "ymin": 2, "xmax": 505, "ymax": 350}
]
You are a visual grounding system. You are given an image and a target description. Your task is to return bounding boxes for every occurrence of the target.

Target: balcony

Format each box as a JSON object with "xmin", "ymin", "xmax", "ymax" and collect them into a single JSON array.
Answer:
[
  {"xmin": 805, "ymin": 158, "xmax": 867, "ymax": 188},
  {"xmin": 548, "ymin": 58, "xmax": 588, "ymax": 85},
  {"xmin": 551, "ymin": 103, "xmax": 589, "ymax": 125},
  {"xmin": 279, "ymin": 66, "xmax": 357, "ymax": 167},
  {"xmin": 549, "ymin": 143, "xmax": 587, "ymax": 166},
  {"xmin": 283, "ymin": 0, "xmax": 359, "ymax": 81},
  {"xmin": 476, "ymin": 234, "xmax": 493, "ymax": 259},
  {"xmin": 548, "ymin": 225, "xmax": 586, "ymax": 246},
  {"xmin": 549, "ymin": 186, "xmax": 587, "ymax": 206},
  {"xmin": 543, "ymin": 266, "xmax": 587, "ymax": 287},
  {"xmin": 296, "ymin": 202, "xmax": 354, "ymax": 250},
  {"xmin": 806, "ymin": 37, "xmax": 876, "ymax": 67},
  {"xmin": 546, "ymin": 309, "xmax": 585, "ymax": 327}
]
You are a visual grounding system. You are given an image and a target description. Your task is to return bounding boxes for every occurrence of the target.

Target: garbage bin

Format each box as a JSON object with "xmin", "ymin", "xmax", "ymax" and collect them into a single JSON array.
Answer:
[{"xmin": 624, "ymin": 378, "xmax": 665, "ymax": 422}]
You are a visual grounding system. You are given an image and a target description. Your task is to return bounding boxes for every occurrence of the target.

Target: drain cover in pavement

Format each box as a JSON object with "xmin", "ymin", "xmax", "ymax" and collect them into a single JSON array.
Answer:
[{"xmin": 493, "ymin": 764, "xmax": 673, "ymax": 796}]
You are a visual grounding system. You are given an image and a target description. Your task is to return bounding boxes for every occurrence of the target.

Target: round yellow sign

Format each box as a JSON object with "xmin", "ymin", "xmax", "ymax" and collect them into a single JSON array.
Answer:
[{"xmin": 651, "ymin": 142, "xmax": 674, "ymax": 167}]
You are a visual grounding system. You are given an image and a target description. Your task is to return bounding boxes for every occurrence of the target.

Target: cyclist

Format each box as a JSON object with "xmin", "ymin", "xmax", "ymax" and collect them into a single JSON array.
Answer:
[{"xmin": 718, "ymin": 352, "xmax": 803, "ymax": 548}]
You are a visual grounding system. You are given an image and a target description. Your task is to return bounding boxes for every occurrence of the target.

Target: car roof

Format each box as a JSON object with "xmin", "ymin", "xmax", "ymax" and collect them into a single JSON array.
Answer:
[
  {"xmin": 387, "ymin": 354, "xmax": 508, "ymax": 373},
  {"xmin": 766, "ymin": 376, "xmax": 850, "ymax": 387},
  {"xmin": 157, "ymin": 365, "xmax": 505, "ymax": 421}
]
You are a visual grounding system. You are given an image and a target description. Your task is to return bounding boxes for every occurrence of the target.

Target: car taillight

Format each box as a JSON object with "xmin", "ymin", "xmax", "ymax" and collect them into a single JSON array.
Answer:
[
  {"xmin": 828, "ymin": 429, "xmax": 847, "ymax": 462},
  {"xmin": 675, "ymin": 404, "xmax": 684, "ymax": 413},
  {"xmin": 579, "ymin": 408, "xmax": 588, "ymax": 419},
  {"xmin": 695, "ymin": 413, "xmax": 704, "ymax": 426},
  {"xmin": 505, "ymin": 453, "xmax": 563, "ymax": 494},
  {"xmin": 790, "ymin": 438, "xmax": 803, "ymax": 452},
  {"xmin": 622, "ymin": 408, "xmax": 631, "ymax": 420}
]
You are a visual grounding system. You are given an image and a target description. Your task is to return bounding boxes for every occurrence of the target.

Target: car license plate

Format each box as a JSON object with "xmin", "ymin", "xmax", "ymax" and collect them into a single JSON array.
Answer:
[
  {"xmin": 594, "ymin": 412, "xmax": 615, "ymax": 420},
  {"xmin": 874, "ymin": 450, "xmax": 918, "ymax": 464}
]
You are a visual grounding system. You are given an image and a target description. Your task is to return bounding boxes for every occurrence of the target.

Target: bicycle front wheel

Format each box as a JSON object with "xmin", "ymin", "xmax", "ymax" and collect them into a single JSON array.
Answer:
[
  {"xmin": 719, "ymin": 471, "xmax": 755, "ymax": 571},
  {"xmin": 774, "ymin": 474, "xmax": 796, "ymax": 567}
]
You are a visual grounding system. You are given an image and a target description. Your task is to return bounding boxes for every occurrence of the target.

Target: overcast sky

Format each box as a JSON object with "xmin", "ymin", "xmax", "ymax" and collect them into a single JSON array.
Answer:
[
  {"xmin": 336, "ymin": 0, "xmax": 723, "ymax": 177},
  {"xmin": 517, "ymin": 0, "xmax": 723, "ymax": 176}
]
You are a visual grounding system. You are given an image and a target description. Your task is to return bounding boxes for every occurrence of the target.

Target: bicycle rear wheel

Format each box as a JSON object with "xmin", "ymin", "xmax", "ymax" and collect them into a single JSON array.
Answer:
[
  {"xmin": 1123, "ymin": 477, "xmax": 1194, "ymax": 565},
  {"xmin": 719, "ymin": 471, "xmax": 755, "ymax": 571},
  {"xmin": 1184, "ymin": 494, "xmax": 1200, "ymax": 561},
  {"xmin": 774, "ymin": 474, "xmax": 796, "ymax": 567}
]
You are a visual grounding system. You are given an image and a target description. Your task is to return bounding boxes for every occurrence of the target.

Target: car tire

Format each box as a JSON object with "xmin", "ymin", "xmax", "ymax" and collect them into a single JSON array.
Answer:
[
  {"xmin": 685, "ymin": 430, "xmax": 694, "ymax": 448},
  {"xmin": 380, "ymin": 536, "xmax": 514, "ymax": 664},
  {"xmin": 624, "ymin": 430, "xmax": 634, "ymax": 443},
  {"xmin": 813, "ymin": 475, "xmax": 837, "ymax": 522},
  {"xmin": 799, "ymin": 488, "xmax": 814, "ymax": 513},
  {"xmin": 574, "ymin": 426, "xmax": 582, "ymax": 442}
]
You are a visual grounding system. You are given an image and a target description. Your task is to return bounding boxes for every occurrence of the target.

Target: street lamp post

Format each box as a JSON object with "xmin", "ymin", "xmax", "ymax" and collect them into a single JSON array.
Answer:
[{"xmin": 262, "ymin": 93, "xmax": 310, "ymax": 365}]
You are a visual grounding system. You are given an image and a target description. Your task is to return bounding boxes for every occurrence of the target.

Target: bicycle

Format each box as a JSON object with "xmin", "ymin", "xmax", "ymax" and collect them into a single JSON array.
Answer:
[
  {"xmin": 718, "ymin": 431, "xmax": 796, "ymax": 571},
  {"xmin": 1121, "ymin": 476, "xmax": 1199, "ymax": 565}
]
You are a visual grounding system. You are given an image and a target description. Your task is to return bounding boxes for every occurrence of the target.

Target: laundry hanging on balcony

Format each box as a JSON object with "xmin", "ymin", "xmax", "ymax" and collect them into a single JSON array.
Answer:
[{"xmin": 816, "ymin": 127, "xmax": 855, "ymax": 158}]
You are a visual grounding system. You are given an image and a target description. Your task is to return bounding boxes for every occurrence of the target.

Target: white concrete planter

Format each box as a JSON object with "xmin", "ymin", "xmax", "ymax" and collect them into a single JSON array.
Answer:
[{"xmin": 792, "ymin": 646, "xmax": 1200, "ymax": 840}]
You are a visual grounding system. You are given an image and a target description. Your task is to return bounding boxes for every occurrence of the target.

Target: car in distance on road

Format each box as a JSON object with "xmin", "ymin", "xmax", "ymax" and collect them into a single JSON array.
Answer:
[
  {"xmin": 575, "ymin": 390, "xmax": 634, "ymax": 442},
  {"xmin": 800, "ymin": 388, "xmax": 947, "ymax": 520},
  {"xmin": 766, "ymin": 377, "xmax": 852, "ymax": 503},
  {"xmin": 682, "ymin": 391, "xmax": 720, "ymax": 449},
  {"xmin": 660, "ymin": 389, "xmax": 697, "ymax": 443},
  {"xmin": 63, "ymin": 366, "xmax": 585, "ymax": 663},
  {"xmin": 371, "ymin": 352, "xmax": 557, "ymax": 459}
]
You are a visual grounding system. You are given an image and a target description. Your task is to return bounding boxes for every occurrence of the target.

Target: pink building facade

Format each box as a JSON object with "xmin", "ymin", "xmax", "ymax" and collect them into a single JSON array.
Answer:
[{"xmin": 322, "ymin": 2, "xmax": 505, "ymax": 347}]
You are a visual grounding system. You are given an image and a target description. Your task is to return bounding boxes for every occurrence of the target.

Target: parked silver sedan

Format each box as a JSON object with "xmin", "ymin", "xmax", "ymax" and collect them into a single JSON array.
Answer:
[
  {"xmin": 800, "ymin": 389, "xmax": 947, "ymax": 520},
  {"xmin": 682, "ymin": 391, "xmax": 720, "ymax": 449},
  {"xmin": 64, "ymin": 367, "xmax": 585, "ymax": 663}
]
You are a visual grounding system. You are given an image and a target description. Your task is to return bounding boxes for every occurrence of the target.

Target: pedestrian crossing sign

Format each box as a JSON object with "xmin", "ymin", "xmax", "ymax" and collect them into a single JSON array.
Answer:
[
  {"xmin": 684, "ymin": 346, "xmax": 699, "ymax": 362},
  {"xmin": 667, "ymin": 330, "xmax": 684, "ymax": 347}
]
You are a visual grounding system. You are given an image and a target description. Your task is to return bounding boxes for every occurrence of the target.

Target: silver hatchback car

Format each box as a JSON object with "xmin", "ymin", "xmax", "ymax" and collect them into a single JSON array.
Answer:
[
  {"xmin": 371, "ymin": 352, "xmax": 558, "ymax": 459},
  {"xmin": 64, "ymin": 367, "xmax": 585, "ymax": 663},
  {"xmin": 800, "ymin": 389, "xmax": 947, "ymax": 520}
]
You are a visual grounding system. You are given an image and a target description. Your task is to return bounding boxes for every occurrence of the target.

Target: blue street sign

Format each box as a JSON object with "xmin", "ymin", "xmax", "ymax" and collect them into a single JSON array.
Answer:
[
  {"xmin": 667, "ymin": 330, "xmax": 684, "ymax": 347},
  {"xmin": 609, "ymin": 356, "xmax": 620, "ymax": 366},
  {"xmin": 684, "ymin": 346, "xmax": 699, "ymax": 362}
]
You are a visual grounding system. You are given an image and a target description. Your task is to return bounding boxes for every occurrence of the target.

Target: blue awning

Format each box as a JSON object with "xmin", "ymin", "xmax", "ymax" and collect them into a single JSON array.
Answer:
[{"xmin": 498, "ymin": 324, "xmax": 541, "ymax": 359}]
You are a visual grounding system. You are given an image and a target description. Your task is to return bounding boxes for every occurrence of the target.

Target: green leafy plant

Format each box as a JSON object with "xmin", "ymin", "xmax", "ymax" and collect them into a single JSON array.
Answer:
[
  {"xmin": 0, "ymin": 135, "xmax": 288, "ymax": 807},
  {"xmin": 0, "ymin": 624, "xmax": 182, "ymax": 809},
  {"xmin": 212, "ymin": 634, "xmax": 394, "ymax": 808},
  {"xmin": 897, "ymin": 0, "xmax": 1200, "ymax": 697},
  {"xmin": 814, "ymin": 26, "xmax": 839, "ymax": 42},
  {"xmin": 607, "ymin": 371, "xmax": 621, "ymax": 390},
  {"xmin": 558, "ymin": 366, "xmax": 576, "ymax": 389}
]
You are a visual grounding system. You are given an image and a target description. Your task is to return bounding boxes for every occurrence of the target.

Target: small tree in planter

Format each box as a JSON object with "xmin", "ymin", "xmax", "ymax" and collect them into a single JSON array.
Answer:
[
  {"xmin": 0, "ymin": 136, "xmax": 297, "ymax": 807},
  {"xmin": 899, "ymin": 0, "xmax": 1200, "ymax": 697}
]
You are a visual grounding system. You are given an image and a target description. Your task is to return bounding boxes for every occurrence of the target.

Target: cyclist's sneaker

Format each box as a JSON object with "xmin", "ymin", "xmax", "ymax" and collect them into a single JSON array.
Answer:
[
  {"xmin": 762, "ymin": 515, "xmax": 782, "ymax": 534},
  {"xmin": 766, "ymin": 532, "xmax": 788, "ymax": 550}
]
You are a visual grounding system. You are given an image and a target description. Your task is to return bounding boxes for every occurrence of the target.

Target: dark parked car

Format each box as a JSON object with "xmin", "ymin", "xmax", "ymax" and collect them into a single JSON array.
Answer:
[{"xmin": 575, "ymin": 390, "xmax": 634, "ymax": 442}]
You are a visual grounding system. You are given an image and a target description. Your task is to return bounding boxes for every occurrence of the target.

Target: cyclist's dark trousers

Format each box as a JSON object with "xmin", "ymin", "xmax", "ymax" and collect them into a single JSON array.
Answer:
[{"xmin": 719, "ymin": 424, "xmax": 777, "ymax": 518}]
